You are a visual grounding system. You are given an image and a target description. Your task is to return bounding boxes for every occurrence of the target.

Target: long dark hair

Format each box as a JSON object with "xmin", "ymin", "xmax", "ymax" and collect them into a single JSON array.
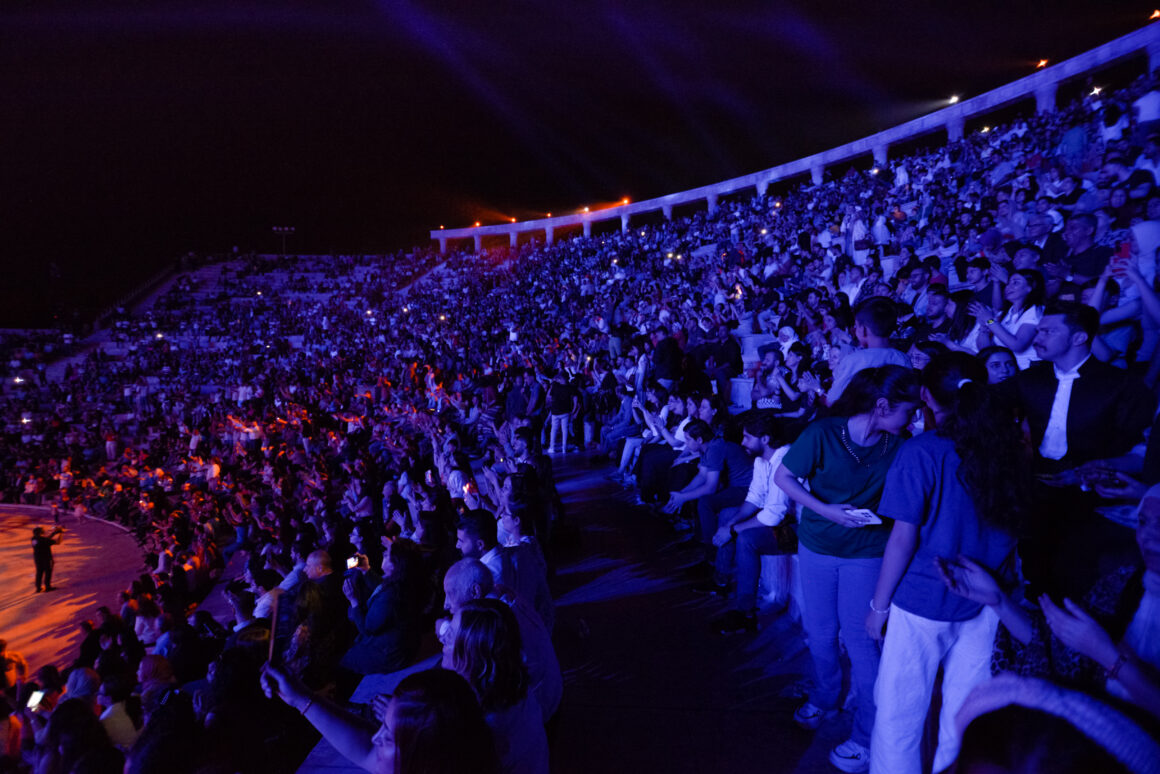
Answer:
[
  {"xmin": 830, "ymin": 364, "xmax": 921, "ymax": 418},
  {"xmin": 391, "ymin": 669, "xmax": 499, "ymax": 774},
  {"xmin": 451, "ymin": 598, "xmax": 529, "ymax": 713},
  {"xmin": 923, "ymin": 353, "xmax": 1032, "ymax": 531}
]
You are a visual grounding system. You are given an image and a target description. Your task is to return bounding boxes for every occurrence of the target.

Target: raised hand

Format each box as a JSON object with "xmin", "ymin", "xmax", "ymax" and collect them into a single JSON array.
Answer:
[{"xmin": 935, "ymin": 555, "xmax": 1002, "ymax": 607}]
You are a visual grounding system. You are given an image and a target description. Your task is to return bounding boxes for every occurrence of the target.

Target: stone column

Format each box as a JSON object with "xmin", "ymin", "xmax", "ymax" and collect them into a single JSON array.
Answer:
[
  {"xmin": 438, "ymin": 236, "xmax": 448, "ymax": 254},
  {"xmin": 756, "ymin": 180, "xmax": 769, "ymax": 198},
  {"xmin": 545, "ymin": 225, "xmax": 554, "ymax": 245},
  {"xmin": 1149, "ymin": 40, "xmax": 1160, "ymax": 75},
  {"xmin": 509, "ymin": 232, "xmax": 518, "ymax": 248},
  {"xmin": 583, "ymin": 220, "xmax": 591, "ymax": 238},
  {"xmin": 473, "ymin": 235, "xmax": 482, "ymax": 253},
  {"xmin": 946, "ymin": 115, "xmax": 965, "ymax": 142},
  {"xmin": 707, "ymin": 193, "xmax": 718, "ymax": 214},
  {"xmin": 620, "ymin": 213, "xmax": 630, "ymax": 233},
  {"xmin": 872, "ymin": 143, "xmax": 888, "ymax": 166},
  {"xmin": 662, "ymin": 204, "xmax": 673, "ymax": 220},
  {"xmin": 1035, "ymin": 82, "xmax": 1057, "ymax": 113},
  {"xmin": 810, "ymin": 165, "xmax": 824, "ymax": 185}
]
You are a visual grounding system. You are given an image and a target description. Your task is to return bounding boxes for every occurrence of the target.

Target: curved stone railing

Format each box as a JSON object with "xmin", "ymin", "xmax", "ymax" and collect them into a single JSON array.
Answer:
[{"xmin": 432, "ymin": 23, "xmax": 1160, "ymax": 254}]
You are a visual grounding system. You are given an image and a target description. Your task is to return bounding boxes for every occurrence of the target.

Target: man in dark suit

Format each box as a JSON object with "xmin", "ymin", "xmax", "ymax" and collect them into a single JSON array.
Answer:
[
  {"xmin": 1015, "ymin": 301, "xmax": 1154, "ymax": 474},
  {"xmin": 32, "ymin": 526, "xmax": 64, "ymax": 592},
  {"xmin": 1013, "ymin": 301, "xmax": 1155, "ymax": 596}
]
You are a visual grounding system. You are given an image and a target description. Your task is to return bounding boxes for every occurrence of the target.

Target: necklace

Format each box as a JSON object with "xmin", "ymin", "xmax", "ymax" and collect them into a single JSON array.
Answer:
[{"xmin": 839, "ymin": 423, "xmax": 888, "ymax": 466}]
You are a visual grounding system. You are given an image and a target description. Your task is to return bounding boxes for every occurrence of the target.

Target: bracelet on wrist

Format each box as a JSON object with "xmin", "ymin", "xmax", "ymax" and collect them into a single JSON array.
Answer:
[
  {"xmin": 869, "ymin": 598, "xmax": 890, "ymax": 615},
  {"xmin": 1106, "ymin": 650, "xmax": 1130, "ymax": 681},
  {"xmin": 300, "ymin": 696, "xmax": 315, "ymax": 715}
]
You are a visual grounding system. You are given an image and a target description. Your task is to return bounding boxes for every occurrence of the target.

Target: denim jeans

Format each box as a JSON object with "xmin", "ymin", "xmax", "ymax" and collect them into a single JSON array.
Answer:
[
  {"xmin": 548, "ymin": 413, "xmax": 570, "ymax": 453},
  {"xmin": 797, "ymin": 543, "xmax": 882, "ymax": 749},
  {"xmin": 731, "ymin": 526, "xmax": 795, "ymax": 612}
]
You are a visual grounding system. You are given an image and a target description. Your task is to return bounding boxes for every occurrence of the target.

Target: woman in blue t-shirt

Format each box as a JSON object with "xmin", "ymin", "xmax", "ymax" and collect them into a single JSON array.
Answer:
[
  {"xmin": 865, "ymin": 353, "xmax": 1031, "ymax": 774},
  {"xmin": 774, "ymin": 365, "xmax": 921, "ymax": 772}
]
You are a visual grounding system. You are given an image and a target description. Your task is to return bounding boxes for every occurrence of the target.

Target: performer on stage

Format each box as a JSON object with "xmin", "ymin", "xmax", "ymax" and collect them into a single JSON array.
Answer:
[{"xmin": 32, "ymin": 526, "xmax": 64, "ymax": 592}]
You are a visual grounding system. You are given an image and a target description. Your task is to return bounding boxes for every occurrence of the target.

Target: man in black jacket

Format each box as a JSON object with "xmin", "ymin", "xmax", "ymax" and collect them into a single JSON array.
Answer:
[{"xmin": 31, "ymin": 525, "xmax": 63, "ymax": 592}]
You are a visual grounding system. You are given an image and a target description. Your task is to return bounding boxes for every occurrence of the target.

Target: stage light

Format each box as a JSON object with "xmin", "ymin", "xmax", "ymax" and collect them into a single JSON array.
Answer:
[
  {"xmin": 761, "ymin": 229, "xmax": 768, "ymax": 235},
  {"xmin": 949, "ymin": 95, "xmax": 960, "ymax": 104},
  {"xmin": 1091, "ymin": 87, "xmax": 1102, "ymax": 96},
  {"xmin": 155, "ymin": 333, "xmax": 163, "ymax": 339},
  {"xmin": 439, "ymin": 314, "xmax": 446, "ymax": 321},
  {"xmin": 1037, "ymin": 59, "xmax": 1048, "ymax": 69},
  {"xmin": 366, "ymin": 310, "xmax": 373, "ymax": 315},
  {"xmin": 640, "ymin": 231, "xmax": 646, "ymax": 237},
  {"xmin": 256, "ymin": 291, "xmax": 262, "ymax": 296},
  {"xmin": 1151, "ymin": 9, "xmax": 1159, "ymax": 19},
  {"xmin": 474, "ymin": 221, "xmax": 481, "ymax": 227},
  {"xmin": 622, "ymin": 198, "xmax": 630, "ymax": 205},
  {"xmin": 440, "ymin": 225, "xmax": 444, "ymax": 230},
  {"xmin": 546, "ymin": 212, "xmax": 552, "ymax": 217},
  {"xmin": 667, "ymin": 252, "xmax": 673, "ymax": 258},
  {"xmin": 583, "ymin": 207, "xmax": 590, "ymax": 213}
]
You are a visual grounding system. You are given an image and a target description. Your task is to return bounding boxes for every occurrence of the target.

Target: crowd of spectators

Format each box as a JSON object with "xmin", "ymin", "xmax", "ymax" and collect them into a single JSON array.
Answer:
[{"xmin": 3, "ymin": 62, "xmax": 1160, "ymax": 774}]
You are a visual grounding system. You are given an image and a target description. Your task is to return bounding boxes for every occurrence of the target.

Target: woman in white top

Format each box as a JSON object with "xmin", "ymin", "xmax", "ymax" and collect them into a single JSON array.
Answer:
[{"xmin": 970, "ymin": 268, "xmax": 1045, "ymax": 369}]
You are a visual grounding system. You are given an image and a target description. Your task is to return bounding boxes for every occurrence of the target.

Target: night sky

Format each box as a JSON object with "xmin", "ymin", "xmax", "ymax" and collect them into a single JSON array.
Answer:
[{"xmin": 1, "ymin": 1, "xmax": 1151, "ymax": 325}]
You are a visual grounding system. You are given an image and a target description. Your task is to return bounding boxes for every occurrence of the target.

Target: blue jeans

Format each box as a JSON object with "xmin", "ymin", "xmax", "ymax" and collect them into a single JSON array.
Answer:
[
  {"xmin": 732, "ymin": 526, "xmax": 795, "ymax": 612},
  {"xmin": 798, "ymin": 543, "xmax": 882, "ymax": 749}
]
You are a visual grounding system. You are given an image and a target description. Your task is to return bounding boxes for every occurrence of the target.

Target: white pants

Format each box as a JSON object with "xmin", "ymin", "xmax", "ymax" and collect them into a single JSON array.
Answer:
[
  {"xmin": 548, "ymin": 413, "xmax": 570, "ymax": 453},
  {"xmin": 870, "ymin": 604, "xmax": 998, "ymax": 774}
]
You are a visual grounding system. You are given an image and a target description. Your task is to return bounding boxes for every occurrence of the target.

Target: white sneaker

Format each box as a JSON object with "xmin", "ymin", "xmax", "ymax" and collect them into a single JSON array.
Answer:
[
  {"xmin": 792, "ymin": 701, "xmax": 834, "ymax": 730},
  {"xmin": 829, "ymin": 739, "xmax": 870, "ymax": 773}
]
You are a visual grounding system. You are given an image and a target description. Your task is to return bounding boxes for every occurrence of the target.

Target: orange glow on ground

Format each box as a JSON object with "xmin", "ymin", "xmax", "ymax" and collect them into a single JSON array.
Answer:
[{"xmin": 0, "ymin": 507, "xmax": 143, "ymax": 673}]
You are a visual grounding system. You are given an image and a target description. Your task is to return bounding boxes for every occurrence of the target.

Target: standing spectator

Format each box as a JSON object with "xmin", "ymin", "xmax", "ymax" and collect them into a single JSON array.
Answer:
[
  {"xmin": 866, "ymin": 353, "xmax": 1032, "ymax": 774},
  {"xmin": 775, "ymin": 366, "xmax": 921, "ymax": 773},
  {"xmin": 32, "ymin": 525, "xmax": 64, "ymax": 592},
  {"xmin": 825, "ymin": 298, "xmax": 911, "ymax": 404}
]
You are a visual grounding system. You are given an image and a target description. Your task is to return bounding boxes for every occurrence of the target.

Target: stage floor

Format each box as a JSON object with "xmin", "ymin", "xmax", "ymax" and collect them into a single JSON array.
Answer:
[{"xmin": 0, "ymin": 506, "xmax": 144, "ymax": 674}]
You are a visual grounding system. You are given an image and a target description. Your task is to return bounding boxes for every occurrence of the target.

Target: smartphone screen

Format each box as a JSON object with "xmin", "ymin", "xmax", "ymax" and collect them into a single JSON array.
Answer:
[
  {"xmin": 27, "ymin": 690, "xmax": 45, "ymax": 711},
  {"xmin": 346, "ymin": 556, "xmax": 359, "ymax": 570}
]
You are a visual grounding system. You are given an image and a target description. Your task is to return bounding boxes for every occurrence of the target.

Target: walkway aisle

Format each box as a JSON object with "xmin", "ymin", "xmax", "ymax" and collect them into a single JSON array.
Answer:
[{"xmin": 547, "ymin": 453, "xmax": 843, "ymax": 773}]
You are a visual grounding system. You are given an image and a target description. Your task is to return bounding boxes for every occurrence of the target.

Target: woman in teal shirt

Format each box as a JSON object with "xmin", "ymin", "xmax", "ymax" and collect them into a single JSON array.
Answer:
[{"xmin": 774, "ymin": 365, "xmax": 921, "ymax": 773}]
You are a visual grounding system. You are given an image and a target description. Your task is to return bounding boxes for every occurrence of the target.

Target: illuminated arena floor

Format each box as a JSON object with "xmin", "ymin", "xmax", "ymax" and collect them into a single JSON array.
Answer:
[{"xmin": 0, "ymin": 505, "xmax": 144, "ymax": 675}]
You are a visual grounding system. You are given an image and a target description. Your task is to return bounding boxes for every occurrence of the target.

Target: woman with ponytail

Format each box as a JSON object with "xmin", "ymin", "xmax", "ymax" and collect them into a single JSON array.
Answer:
[{"xmin": 865, "ymin": 352, "xmax": 1032, "ymax": 774}]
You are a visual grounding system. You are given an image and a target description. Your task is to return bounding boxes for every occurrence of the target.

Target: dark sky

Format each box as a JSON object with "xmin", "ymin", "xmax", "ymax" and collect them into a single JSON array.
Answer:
[{"xmin": 0, "ymin": 1, "xmax": 1150, "ymax": 325}]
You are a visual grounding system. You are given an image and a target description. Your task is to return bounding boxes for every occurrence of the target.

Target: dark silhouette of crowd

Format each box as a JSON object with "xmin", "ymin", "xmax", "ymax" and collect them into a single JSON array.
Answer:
[{"xmin": 3, "ymin": 58, "xmax": 1160, "ymax": 774}]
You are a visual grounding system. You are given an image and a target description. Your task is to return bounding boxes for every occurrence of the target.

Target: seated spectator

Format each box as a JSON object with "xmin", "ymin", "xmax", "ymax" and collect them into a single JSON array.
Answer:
[
  {"xmin": 939, "ymin": 484, "xmax": 1160, "ymax": 721},
  {"xmin": 953, "ymin": 675, "xmax": 1159, "ymax": 774},
  {"xmin": 977, "ymin": 345, "xmax": 1018, "ymax": 384},
  {"xmin": 498, "ymin": 501, "xmax": 554, "ymax": 632},
  {"xmin": 339, "ymin": 538, "xmax": 425, "ymax": 677},
  {"xmin": 705, "ymin": 413, "xmax": 798, "ymax": 635},
  {"xmin": 456, "ymin": 509, "xmax": 504, "ymax": 583},
  {"xmin": 443, "ymin": 598, "xmax": 549, "ymax": 774},
  {"xmin": 442, "ymin": 558, "xmax": 562, "ymax": 722},
  {"xmin": 971, "ymin": 268, "xmax": 1046, "ymax": 369},
  {"xmin": 262, "ymin": 665, "xmax": 498, "ymax": 774}
]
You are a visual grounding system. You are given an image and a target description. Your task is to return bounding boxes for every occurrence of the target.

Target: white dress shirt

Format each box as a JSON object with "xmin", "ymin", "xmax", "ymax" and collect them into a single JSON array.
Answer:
[{"xmin": 1038, "ymin": 355, "xmax": 1089, "ymax": 460}]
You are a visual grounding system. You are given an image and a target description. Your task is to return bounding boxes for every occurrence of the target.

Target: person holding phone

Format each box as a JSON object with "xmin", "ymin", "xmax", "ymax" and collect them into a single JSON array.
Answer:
[
  {"xmin": 31, "ymin": 525, "xmax": 64, "ymax": 592},
  {"xmin": 774, "ymin": 365, "xmax": 921, "ymax": 773},
  {"xmin": 865, "ymin": 354, "xmax": 1032, "ymax": 774}
]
